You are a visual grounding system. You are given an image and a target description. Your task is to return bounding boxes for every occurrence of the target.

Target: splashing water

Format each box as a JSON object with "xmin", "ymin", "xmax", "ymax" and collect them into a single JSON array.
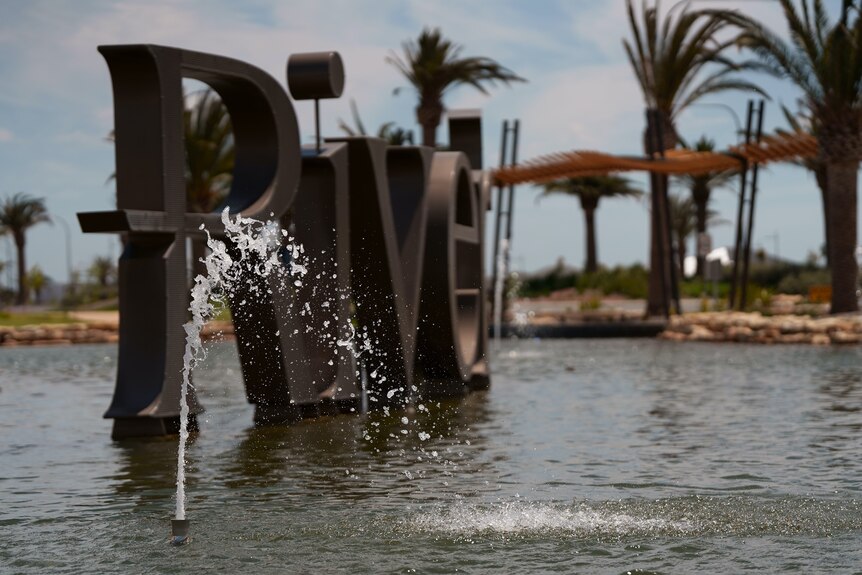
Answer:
[
  {"xmin": 408, "ymin": 501, "xmax": 696, "ymax": 538},
  {"xmin": 175, "ymin": 208, "xmax": 306, "ymax": 521},
  {"xmin": 173, "ymin": 207, "xmax": 427, "ymax": 526}
]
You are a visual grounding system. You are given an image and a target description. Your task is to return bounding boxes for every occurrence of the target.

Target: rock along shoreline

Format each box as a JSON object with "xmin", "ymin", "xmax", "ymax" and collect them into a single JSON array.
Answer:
[
  {"xmin": 659, "ymin": 311, "xmax": 862, "ymax": 345},
  {"xmin": 0, "ymin": 321, "xmax": 234, "ymax": 347},
  {"xmin": 2, "ymin": 313, "xmax": 860, "ymax": 347}
]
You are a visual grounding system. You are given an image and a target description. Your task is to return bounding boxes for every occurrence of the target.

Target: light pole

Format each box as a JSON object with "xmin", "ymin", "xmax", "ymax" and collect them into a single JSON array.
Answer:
[
  {"xmin": 3, "ymin": 234, "xmax": 12, "ymax": 293},
  {"xmin": 762, "ymin": 231, "xmax": 779, "ymax": 261},
  {"xmin": 687, "ymin": 102, "xmax": 744, "ymax": 143},
  {"xmin": 53, "ymin": 214, "xmax": 73, "ymax": 297}
]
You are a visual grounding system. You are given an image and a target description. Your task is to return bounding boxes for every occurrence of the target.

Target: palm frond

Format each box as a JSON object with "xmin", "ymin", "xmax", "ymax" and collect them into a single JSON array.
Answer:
[{"xmin": 624, "ymin": 0, "xmax": 763, "ymax": 130}]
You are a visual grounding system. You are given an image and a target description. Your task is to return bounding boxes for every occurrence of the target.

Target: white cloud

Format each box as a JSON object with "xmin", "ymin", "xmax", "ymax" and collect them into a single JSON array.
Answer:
[
  {"xmin": 518, "ymin": 63, "xmax": 645, "ymax": 157},
  {"xmin": 0, "ymin": 0, "xmax": 851, "ymax": 279}
]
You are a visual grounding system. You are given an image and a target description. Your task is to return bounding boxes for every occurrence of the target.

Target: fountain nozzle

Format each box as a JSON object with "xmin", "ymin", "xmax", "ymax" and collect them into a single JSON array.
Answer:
[{"xmin": 170, "ymin": 519, "xmax": 190, "ymax": 546}]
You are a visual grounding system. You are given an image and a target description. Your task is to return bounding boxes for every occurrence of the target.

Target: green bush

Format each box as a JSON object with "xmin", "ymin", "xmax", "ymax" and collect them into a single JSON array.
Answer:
[
  {"xmin": 776, "ymin": 269, "xmax": 831, "ymax": 295},
  {"xmin": 516, "ymin": 259, "xmax": 831, "ymax": 303},
  {"xmin": 576, "ymin": 264, "xmax": 649, "ymax": 299}
]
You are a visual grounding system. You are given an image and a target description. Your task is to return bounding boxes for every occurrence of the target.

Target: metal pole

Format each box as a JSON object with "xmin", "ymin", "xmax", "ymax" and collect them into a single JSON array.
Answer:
[
  {"xmin": 490, "ymin": 120, "xmax": 510, "ymax": 321},
  {"xmin": 53, "ymin": 214, "xmax": 73, "ymax": 286},
  {"xmin": 728, "ymin": 100, "xmax": 755, "ymax": 309},
  {"xmin": 314, "ymin": 98, "xmax": 321, "ymax": 152},
  {"xmin": 740, "ymin": 99, "xmax": 766, "ymax": 310},
  {"xmin": 501, "ymin": 120, "xmax": 520, "ymax": 320},
  {"xmin": 504, "ymin": 120, "xmax": 520, "ymax": 244},
  {"xmin": 3, "ymin": 235, "xmax": 12, "ymax": 293}
]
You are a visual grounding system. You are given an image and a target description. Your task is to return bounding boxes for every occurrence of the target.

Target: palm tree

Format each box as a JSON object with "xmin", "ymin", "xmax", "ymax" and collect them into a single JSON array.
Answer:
[
  {"xmin": 668, "ymin": 193, "xmax": 696, "ymax": 275},
  {"xmin": 0, "ymin": 193, "xmax": 51, "ymax": 305},
  {"xmin": 183, "ymin": 89, "xmax": 235, "ymax": 277},
  {"xmin": 184, "ymin": 89, "xmax": 234, "ymax": 213},
  {"xmin": 624, "ymin": 0, "xmax": 764, "ymax": 315},
  {"xmin": 88, "ymin": 256, "xmax": 116, "ymax": 300},
  {"xmin": 539, "ymin": 176, "xmax": 642, "ymax": 273},
  {"xmin": 27, "ymin": 265, "xmax": 46, "ymax": 304},
  {"xmin": 669, "ymin": 191, "xmax": 728, "ymax": 277},
  {"xmin": 337, "ymin": 99, "xmax": 415, "ymax": 145},
  {"xmin": 624, "ymin": 0, "xmax": 764, "ymax": 150},
  {"xmin": 387, "ymin": 27, "xmax": 525, "ymax": 147},
  {"xmin": 717, "ymin": 0, "xmax": 862, "ymax": 312},
  {"xmin": 779, "ymin": 103, "xmax": 830, "ymax": 266},
  {"xmin": 673, "ymin": 136, "xmax": 737, "ymax": 277}
]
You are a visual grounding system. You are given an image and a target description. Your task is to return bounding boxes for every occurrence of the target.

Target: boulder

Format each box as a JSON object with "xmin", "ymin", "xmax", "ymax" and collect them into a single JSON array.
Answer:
[
  {"xmin": 830, "ymin": 330, "xmax": 860, "ymax": 344},
  {"xmin": 726, "ymin": 325, "xmax": 754, "ymax": 342},
  {"xmin": 810, "ymin": 333, "xmax": 831, "ymax": 345}
]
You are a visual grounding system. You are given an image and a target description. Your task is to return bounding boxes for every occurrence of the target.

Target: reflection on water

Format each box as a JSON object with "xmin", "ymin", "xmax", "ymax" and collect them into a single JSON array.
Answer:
[
  {"xmin": 1, "ymin": 339, "xmax": 862, "ymax": 573},
  {"xmin": 220, "ymin": 391, "xmax": 497, "ymax": 502}
]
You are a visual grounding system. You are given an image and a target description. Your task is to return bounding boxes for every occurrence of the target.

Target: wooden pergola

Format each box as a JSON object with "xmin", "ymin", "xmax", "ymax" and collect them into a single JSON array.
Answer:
[
  {"xmin": 489, "ymin": 127, "xmax": 820, "ymax": 316},
  {"xmin": 492, "ymin": 130, "xmax": 817, "ymax": 184}
]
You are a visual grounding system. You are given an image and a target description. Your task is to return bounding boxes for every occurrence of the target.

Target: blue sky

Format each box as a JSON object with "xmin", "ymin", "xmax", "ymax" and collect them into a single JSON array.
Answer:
[{"xmin": 0, "ymin": 0, "xmax": 855, "ymax": 287}]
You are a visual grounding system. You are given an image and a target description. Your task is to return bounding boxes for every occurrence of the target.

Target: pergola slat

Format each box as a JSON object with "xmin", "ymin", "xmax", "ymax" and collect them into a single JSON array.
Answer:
[{"xmin": 493, "ymin": 130, "xmax": 819, "ymax": 185}]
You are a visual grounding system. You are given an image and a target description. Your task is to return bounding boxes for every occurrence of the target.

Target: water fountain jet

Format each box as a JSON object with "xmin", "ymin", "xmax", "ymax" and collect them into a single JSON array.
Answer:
[{"xmin": 170, "ymin": 519, "xmax": 190, "ymax": 546}]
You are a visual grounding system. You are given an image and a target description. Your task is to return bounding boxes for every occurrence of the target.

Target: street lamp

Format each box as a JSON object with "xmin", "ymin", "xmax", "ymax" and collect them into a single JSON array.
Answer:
[
  {"xmin": 52, "ymin": 214, "xmax": 73, "ymax": 298},
  {"xmin": 686, "ymin": 102, "xmax": 744, "ymax": 143},
  {"xmin": 762, "ymin": 231, "xmax": 779, "ymax": 261},
  {"xmin": 3, "ymin": 234, "xmax": 12, "ymax": 293}
]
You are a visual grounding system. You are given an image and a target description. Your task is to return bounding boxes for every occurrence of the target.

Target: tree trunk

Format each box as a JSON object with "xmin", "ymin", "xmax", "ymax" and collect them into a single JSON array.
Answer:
[
  {"xmin": 815, "ymin": 168, "xmax": 830, "ymax": 267},
  {"xmin": 692, "ymin": 182, "xmax": 709, "ymax": 278},
  {"xmin": 13, "ymin": 231, "xmax": 26, "ymax": 306},
  {"xmin": 417, "ymin": 100, "xmax": 443, "ymax": 148},
  {"xmin": 583, "ymin": 204, "xmax": 598, "ymax": 273},
  {"xmin": 677, "ymin": 237, "xmax": 686, "ymax": 279},
  {"xmin": 646, "ymin": 184, "xmax": 666, "ymax": 316},
  {"xmin": 827, "ymin": 161, "xmax": 859, "ymax": 313},
  {"xmin": 644, "ymin": 110, "xmax": 678, "ymax": 317}
]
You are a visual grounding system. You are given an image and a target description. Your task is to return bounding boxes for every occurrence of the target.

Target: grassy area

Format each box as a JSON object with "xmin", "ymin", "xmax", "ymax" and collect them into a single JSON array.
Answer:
[
  {"xmin": 212, "ymin": 305, "xmax": 232, "ymax": 322},
  {"xmin": 0, "ymin": 311, "xmax": 77, "ymax": 327}
]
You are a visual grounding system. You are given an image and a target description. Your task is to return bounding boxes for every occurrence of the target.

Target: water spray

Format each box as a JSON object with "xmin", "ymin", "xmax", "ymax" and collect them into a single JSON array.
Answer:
[{"xmin": 168, "ymin": 209, "xmax": 309, "ymax": 545}]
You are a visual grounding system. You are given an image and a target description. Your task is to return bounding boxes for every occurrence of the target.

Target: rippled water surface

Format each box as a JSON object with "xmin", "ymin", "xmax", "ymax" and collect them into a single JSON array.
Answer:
[{"xmin": 1, "ymin": 339, "xmax": 861, "ymax": 573}]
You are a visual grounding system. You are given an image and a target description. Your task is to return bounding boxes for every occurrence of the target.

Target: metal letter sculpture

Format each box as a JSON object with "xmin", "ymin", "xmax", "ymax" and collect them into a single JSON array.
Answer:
[{"xmin": 78, "ymin": 45, "xmax": 490, "ymax": 439}]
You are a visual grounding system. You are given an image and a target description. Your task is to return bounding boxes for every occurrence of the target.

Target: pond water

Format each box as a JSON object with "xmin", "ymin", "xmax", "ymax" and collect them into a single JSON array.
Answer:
[{"xmin": 1, "ymin": 339, "xmax": 860, "ymax": 573}]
